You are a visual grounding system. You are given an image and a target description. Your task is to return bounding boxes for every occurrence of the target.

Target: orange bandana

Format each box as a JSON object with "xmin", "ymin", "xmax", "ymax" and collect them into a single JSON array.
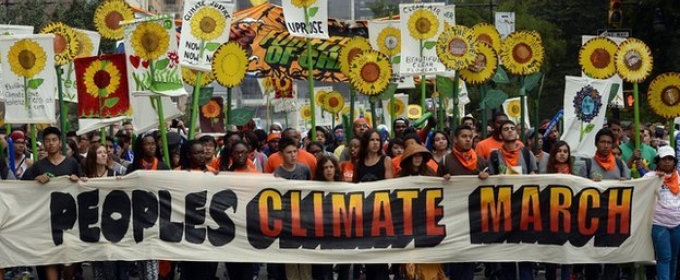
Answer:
[
  {"xmin": 501, "ymin": 146, "xmax": 520, "ymax": 167},
  {"xmin": 555, "ymin": 163, "xmax": 571, "ymax": 174},
  {"xmin": 665, "ymin": 171, "xmax": 680, "ymax": 195},
  {"xmin": 142, "ymin": 158, "xmax": 159, "ymax": 170},
  {"xmin": 453, "ymin": 144, "xmax": 478, "ymax": 171},
  {"xmin": 594, "ymin": 152, "xmax": 615, "ymax": 171}
]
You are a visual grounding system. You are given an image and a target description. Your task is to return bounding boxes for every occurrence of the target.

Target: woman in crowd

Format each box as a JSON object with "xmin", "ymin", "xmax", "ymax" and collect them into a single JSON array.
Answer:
[
  {"xmin": 244, "ymin": 131, "xmax": 267, "ymax": 172},
  {"xmin": 224, "ymin": 140, "xmax": 258, "ymax": 173},
  {"xmin": 386, "ymin": 137, "xmax": 404, "ymax": 158},
  {"xmin": 66, "ymin": 138, "xmax": 84, "ymax": 164},
  {"xmin": 339, "ymin": 137, "xmax": 360, "ymax": 182},
  {"xmin": 429, "ymin": 130, "xmax": 451, "ymax": 164},
  {"xmin": 9, "ymin": 130, "xmax": 33, "ymax": 178},
  {"xmin": 306, "ymin": 141, "xmax": 326, "ymax": 161}
]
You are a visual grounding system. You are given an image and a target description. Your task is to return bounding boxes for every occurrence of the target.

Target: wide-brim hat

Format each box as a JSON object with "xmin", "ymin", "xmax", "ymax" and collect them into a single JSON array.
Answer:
[{"xmin": 400, "ymin": 144, "xmax": 433, "ymax": 169}]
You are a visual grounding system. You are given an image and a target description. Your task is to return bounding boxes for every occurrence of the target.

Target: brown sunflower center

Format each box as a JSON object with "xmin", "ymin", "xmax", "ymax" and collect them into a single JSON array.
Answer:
[
  {"xmin": 105, "ymin": 12, "xmax": 123, "ymax": 30},
  {"xmin": 512, "ymin": 43, "xmax": 533, "ymax": 64},
  {"xmin": 93, "ymin": 70, "xmax": 112, "ymax": 89},
  {"xmin": 448, "ymin": 38, "xmax": 468, "ymax": 57},
  {"xmin": 661, "ymin": 86, "xmax": 680, "ymax": 107},
  {"xmin": 360, "ymin": 62, "xmax": 380, "ymax": 83},
  {"xmin": 624, "ymin": 50, "xmax": 643, "ymax": 71},
  {"xmin": 477, "ymin": 34, "xmax": 493, "ymax": 46},
  {"xmin": 54, "ymin": 33, "xmax": 67, "ymax": 55},
  {"xmin": 200, "ymin": 17, "xmax": 217, "ymax": 34},
  {"xmin": 347, "ymin": 48, "xmax": 363, "ymax": 64},
  {"xmin": 141, "ymin": 32, "xmax": 160, "ymax": 53},
  {"xmin": 590, "ymin": 48, "xmax": 611, "ymax": 69},
  {"xmin": 468, "ymin": 53, "xmax": 487, "ymax": 73},
  {"xmin": 510, "ymin": 104, "xmax": 520, "ymax": 114},
  {"xmin": 18, "ymin": 50, "xmax": 36, "ymax": 70},
  {"xmin": 328, "ymin": 97, "xmax": 340, "ymax": 107},
  {"xmin": 415, "ymin": 18, "xmax": 431, "ymax": 34},
  {"xmin": 409, "ymin": 107, "xmax": 420, "ymax": 116}
]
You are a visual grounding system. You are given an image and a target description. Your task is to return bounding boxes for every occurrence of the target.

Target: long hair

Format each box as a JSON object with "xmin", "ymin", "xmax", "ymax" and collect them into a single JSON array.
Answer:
[
  {"xmin": 314, "ymin": 155, "xmax": 342, "ymax": 182},
  {"xmin": 398, "ymin": 153, "xmax": 436, "ymax": 177},
  {"xmin": 546, "ymin": 140, "xmax": 572, "ymax": 174},
  {"xmin": 128, "ymin": 133, "xmax": 164, "ymax": 172},
  {"xmin": 357, "ymin": 129, "xmax": 382, "ymax": 162},
  {"xmin": 219, "ymin": 131, "xmax": 243, "ymax": 170},
  {"xmin": 227, "ymin": 140, "xmax": 250, "ymax": 171},
  {"xmin": 428, "ymin": 130, "xmax": 450, "ymax": 152},
  {"xmin": 179, "ymin": 139, "xmax": 206, "ymax": 171},
  {"xmin": 386, "ymin": 138, "xmax": 404, "ymax": 158},
  {"xmin": 83, "ymin": 143, "xmax": 106, "ymax": 178}
]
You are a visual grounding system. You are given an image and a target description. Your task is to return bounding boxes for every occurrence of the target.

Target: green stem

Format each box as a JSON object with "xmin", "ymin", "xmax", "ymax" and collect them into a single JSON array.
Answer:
[
  {"xmin": 31, "ymin": 124, "xmax": 37, "ymax": 160},
  {"xmin": 633, "ymin": 83, "xmax": 641, "ymax": 150},
  {"xmin": 226, "ymin": 87, "xmax": 232, "ymax": 127},
  {"xmin": 348, "ymin": 86, "xmax": 355, "ymax": 140},
  {"xmin": 520, "ymin": 94, "xmax": 526, "ymax": 144},
  {"xmin": 370, "ymin": 98, "xmax": 377, "ymax": 129},
  {"xmin": 452, "ymin": 72, "xmax": 460, "ymax": 132},
  {"xmin": 534, "ymin": 95, "xmax": 540, "ymax": 154},
  {"xmin": 304, "ymin": 7, "xmax": 317, "ymax": 142},
  {"xmin": 390, "ymin": 96, "xmax": 395, "ymax": 138},
  {"xmin": 670, "ymin": 119, "xmax": 676, "ymax": 149},
  {"xmin": 155, "ymin": 96, "xmax": 171, "ymax": 165},
  {"xmin": 480, "ymin": 84, "xmax": 488, "ymax": 138},
  {"xmin": 188, "ymin": 71, "xmax": 204, "ymax": 140},
  {"xmin": 419, "ymin": 40, "xmax": 426, "ymax": 109},
  {"xmin": 56, "ymin": 65, "xmax": 67, "ymax": 154},
  {"xmin": 100, "ymin": 128, "xmax": 106, "ymax": 145}
]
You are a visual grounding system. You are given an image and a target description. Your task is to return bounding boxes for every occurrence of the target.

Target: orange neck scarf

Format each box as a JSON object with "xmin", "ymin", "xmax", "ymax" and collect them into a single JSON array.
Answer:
[
  {"xmin": 501, "ymin": 145, "xmax": 520, "ymax": 167},
  {"xmin": 453, "ymin": 144, "xmax": 478, "ymax": 171},
  {"xmin": 142, "ymin": 158, "xmax": 159, "ymax": 170},
  {"xmin": 664, "ymin": 171, "xmax": 680, "ymax": 195},
  {"xmin": 594, "ymin": 151, "xmax": 615, "ymax": 171},
  {"xmin": 555, "ymin": 163, "xmax": 571, "ymax": 174}
]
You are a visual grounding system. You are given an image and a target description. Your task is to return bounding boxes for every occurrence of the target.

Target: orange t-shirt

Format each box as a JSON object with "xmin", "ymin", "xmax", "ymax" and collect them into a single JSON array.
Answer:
[
  {"xmin": 265, "ymin": 149, "xmax": 317, "ymax": 176},
  {"xmin": 392, "ymin": 155, "xmax": 439, "ymax": 175},
  {"xmin": 174, "ymin": 165, "xmax": 218, "ymax": 173},
  {"xmin": 209, "ymin": 157, "xmax": 256, "ymax": 172},
  {"xmin": 475, "ymin": 136, "xmax": 524, "ymax": 160},
  {"xmin": 340, "ymin": 161, "xmax": 355, "ymax": 182}
]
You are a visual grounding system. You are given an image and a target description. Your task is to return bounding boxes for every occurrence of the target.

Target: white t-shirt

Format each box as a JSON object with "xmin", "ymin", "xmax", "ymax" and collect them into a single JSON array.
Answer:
[{"xmin": 645, "ymin": 171, "xmax": 680, "ymax": 227}]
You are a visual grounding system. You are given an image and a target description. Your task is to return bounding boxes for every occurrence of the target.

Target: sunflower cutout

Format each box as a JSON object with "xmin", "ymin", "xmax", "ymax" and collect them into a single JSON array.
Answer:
[
  {"xmin": 291, "ymin": 0, "xmax": 318, "ymax": 9},
  {"xmin": 387, "ymin": 98, "xmax": 405, "ymax": 116},
  {"xmin": 615, "ymin": 38, "xmax": 653, "ymax": 83},
  {"xmin": 190, "ymin": 6, "xmax": 226, "ymax": 41},
  {"xmin": 340, "ymin": 106, "xmax": 359, "ymax": 118},
  {"xmin": 83, "ymin": 60, "xmax": 121, "ymax": 98},
  {"xmin": 339, "ymin": 37, "xmax": 372, "ymax": 76},
  {"xmin": 262, "ymin": 76, "xmax": 275, "ymax": 93},
  {"xmin": 75, "ymin": 31, "xmax": 94, "ymax": 58},
  {"xmin": 274, "ymin": 77, "xmax": 293, "ymax": 92},
  {"xmin": 201, "ymin": 99, "xmax": 221, "ymax": 118},
  {"xmin": 436, "ymin": 25, "xmax": 477, "ymax": 70},
  {"xmin": 324, "ymin": 91, "xmax": 344, "ymax": 113},
  {"xmin": 348, "ymin": 50, "xmax": 392, "ymax": 96},
  {"xmin": 300, "ymin": 104, "xmax": 312, "ymax": 121},
  {"xmin": 94, "ymin": 0, "xmax": 134, "ymax": 40},
  {"xmin": 377, "ymin": 27, "xmax": 401, "ymax": 57},
  {"xmin": 212, "ymin": 42, "xmax": 248, "ymax": 88},
  {"xmin": 407, "ymin": 104, "xmax": 422, "ymax": 119},
  {"xmin": 131, "ymin": 21, "xmax": 170, "ymax": 61},
  {"xmin": 500, "ymin": 31, "xmax": 545, "ymax": 75},
  {"xmin": 459, "ymin": 42, "xmax": 498, "ymax": 85},
  {"xmin": 506, "ymin": 100, "xmax": 521, "ymax": 118},
  {"xmin": 648, "ymin": 73, "xmax": 680, "ymax": 118},
  {"xmin": 472, "ymin": 22, "xmax": 501, "ymax": 53},
  {"xmin": 579, "ymin": 37, "xmax": 618, "ymax": 80},
  {"xmin": 8, "ymin": 39, "xmax": 47, "ymax": 78},
  {"xmin": 315, "ymin": 90, "xmax": 328, "ymax": 107},
  {"xmin": 40, "ymin": 22, "xmax": 79, "ymax": 66},
  {"xmin": 408, "ymin": 9, "xmax": 440, "ymax": 41},
  {"xmin": 182, "ymin": 67, "xmax": 215, "ymax": 87}
]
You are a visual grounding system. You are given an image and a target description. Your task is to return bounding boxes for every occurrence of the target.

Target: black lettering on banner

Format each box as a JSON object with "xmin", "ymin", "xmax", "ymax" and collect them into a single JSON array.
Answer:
[
  {"xmin": 185, "ymin": 191, "xmax": 207, "ymax": 244},
  {"xmin": 77, "ymin": 189, "xmax": 100, "ymax": 242},
  {"xmin": 50, "ymin": 192, "xmax": 77, "ymax": 246},
  {"xmin": 132, "ymin": 190, "xmax": 159, "ymax": 243},
  {"xmin": 159, "ymin": 190, "xmax": 184, "ymax": 242},
  {"xmin": 101, "ymin": 190, "xmax": 131, "ymax": 243},
  {"xmin": 208, "ymin": 190, "xmax": 237, "ymax": 246}
]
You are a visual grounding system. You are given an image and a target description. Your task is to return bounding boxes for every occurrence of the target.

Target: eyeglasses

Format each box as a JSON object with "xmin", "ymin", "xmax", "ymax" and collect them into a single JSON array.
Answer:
[{"xmin": 309, "ymin": 149, "xmax": 322, "ymax": 154}]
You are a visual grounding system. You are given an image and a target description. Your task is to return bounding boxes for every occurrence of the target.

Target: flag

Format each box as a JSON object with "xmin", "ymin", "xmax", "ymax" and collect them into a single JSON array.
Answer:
[
  {"xmin": 561, "ymin": 76, "xmax": 612, "ymax": 158},
  {"xmin": 178, "ymin": 0, "xmax": 235, "ymax": 71},
  {"xmin": 74, "ymin": 54, "xmax": 130, "ymax": 118}
]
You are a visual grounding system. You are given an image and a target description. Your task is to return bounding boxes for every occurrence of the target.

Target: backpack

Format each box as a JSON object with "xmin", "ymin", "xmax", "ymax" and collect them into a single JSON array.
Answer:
[
  {"xmin": 490, "ymin": 148, "xmax": 533, "ymax": 175},
  {"xmin": 584, "ymin": 157, "xmax": 626, "ymax": 179}
]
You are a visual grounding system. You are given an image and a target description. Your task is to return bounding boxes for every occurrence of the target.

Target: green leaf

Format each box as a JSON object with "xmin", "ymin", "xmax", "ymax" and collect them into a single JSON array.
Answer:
[
  {"xmin": 104, "ymin": 97, "xmax": 120, "ymax": 108},
  {"xmin": 229, "ymin": 108, "xmax": 255, "ymax": 126},
  {"xmin": 27, "ymin": 78, "xmax": 44, "ymax": 90},
  {"xmin": 483, "ymin": 89, "xmax": 509, "ymax": 109},
  {"xmin": 584, "ymin": 123, "xmax": 596, "ymax": 133},
  {"xmin": 391, "ymin": 56, "xmax": 401, "ymax": 64},
  {"xmin": 436, "ymin": 75, "xmax": 454, "ymax": 98},
  {"xmin": 377, "ymin": 83, "xmax": 398, "ymax": 100},
  {"xmin": 492, "ymin": 67, "xmax": 510, "ymax": 84},
  {"xmin": 423, "ymin": 41, "xmax": 436, "ymax": 50},
  {"xmin": 198, "ymin": 87, "xmax": 214, "ymax": 106},
  {"xmin": 155, "ymin": 59, "xmax": 170, "ymax": 71},
  {"xmin": 523, "ymin": 72, "xmax": 542, "ymax": 92},
  {"xmin": 519, "ymin": 87, "xmax": 526, "ymax": 96},
  {"xmin": 608, "ymin": 83, "xmax": 621, "ymax": 103},
  {"xmin": 205, "ymin": 42, "xmax": 221, "ymax": 52},
  {"xmin": 308, "ymin": 7, "xmax": 319, "ymax": 17}
]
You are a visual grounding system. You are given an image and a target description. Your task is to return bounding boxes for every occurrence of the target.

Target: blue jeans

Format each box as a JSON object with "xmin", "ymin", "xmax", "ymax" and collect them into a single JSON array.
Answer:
[{"xmin": 652, "ymin": 224, "xmax": 680, "ymax": 280}]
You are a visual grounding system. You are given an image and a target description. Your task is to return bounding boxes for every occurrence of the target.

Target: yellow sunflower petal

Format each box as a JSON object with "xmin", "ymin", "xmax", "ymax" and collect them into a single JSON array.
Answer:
[
  {"xmin": 472, "ymin": 22, "xmax": 502, "ymax": 53},
  {"xmin": 190, "ymin": 6, "xmax": 227, "ymax": 41},
  {"xmin": 348, "ymin": 50, "xmax": 392, "ymax": 96},
  {"xmin": 579, "ymin": 37, "xmax": 618, "ymax": 80},
  {"xmin": 507, "ymin": 100, "xmax": 521, "ymax": 118},
  {"xmin": 291, "ymin": 0, "xmax": 318, "ymax": 9},
  {"xmin": 324, "ymin": 91, "xmax": 345, "ymax": 113},
  {"xmin": 7, "ymin": 39, "xmax": 48, "ymax": 78},
  {"xmin": 182, "ymin": 67, "xmax": 215, "ymax": 87},
  {"xmin": 212, "ymin": 42, "xmax": 249, "ymax": 88},
  {"xmin": 500, "ymin": 31, "xmax": 545, "ymax": 75},
  {"xmin": 75, "ymin": 31, "xmax": 94, "ymax": 58},
  {"xmin": 83, "ymin": 59, "xmax": 122, "ymax": 98},
  {"xmin": 647, "ymin": 72, "xmax": 680, "ymax": 118},
  {"xmin": 131, "ymin": 21, "xmax": 170, "ymax": 61},
  {"xmin": 387, "ymin": 98, "xmax": 405, "ymax": 116},
  {"xmin": 376, "ymin": 26, "xmax": 401, "ymax": 57},
  {"xmin": 615, "ymin": 38, "xmax": 653, "ymax": 83},
  {"xmin": 94, "ymin": 0, "xmax": 135, "ymax": 40},
  {"xmin": 300, "ymin": 104, "xmax": 312, "ymax": 120},
  {"xmin": 407, "ymin": 104, "xmax": 422, "ymax": 119},
  {"xmin": 315, "ymin": 90, "xmax": 328, "ymax": 107},
  {"xmin": 459, "ymin": 42, "xmax": 498, "ymax": 85},
  {"xmin": 436, "ymin": 25, "xmax": 477, "ymax": 70},
  {"xmin": 40, "ymin": 22, "xmax": 79, "ymax": 66},
  {"xmin": 339, "ymin": 36, "xmax": 372, "ymax": 77},
  {"xmin": 262, "ymin": 76, "xmax": 275, "ymax": 92},
  {"xmin": 407, "ymin": 9, "xmax": 440, "ymax": 41}
]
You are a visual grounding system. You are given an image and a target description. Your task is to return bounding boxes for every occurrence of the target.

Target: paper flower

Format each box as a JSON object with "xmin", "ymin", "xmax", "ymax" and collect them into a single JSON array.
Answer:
[
  {"xmin": 507, "ymin": 99, "xmax": 521, "ymax": 118},
  {"xmin": 190, "ymin": 6, "xmax": 226, "ymax": 41},
  {"xmin": 8, "ymin": 39, "xmax": 47, "ymax": 78},
  {"xmin": 614, "ymin": 38, "xmax": 653, "ymax": 83},
  {"xmin": 40, "ymin": 22, "xmax": 78, "ymax": 66},
  {"xmin": 324, "ymin": 91, "xmax": 344, "ymax": 113},
  {"xmin": 377, "ymin": 27, "xmax": 401, "ymax": 57},
  {"xmin": 408, "ymin": 9, "xmax": 439, "ymax": 41},
  {"xmin": 387, "ymin": 98, "xmax": 405, "ymax": 116},
  {"xmin": 212, "ymin": 42, "xmax": 248, "ymax": 88},
  {"xmin": 579, "ymin": 37, "xmax": 618, "ymax": 80},
  {"xmin": 300, "ymin": 104, "xmax": 312, "ymax": 120},
  {"xmin": 182, "ymin": 67, "xmax": 215, "ymax": 87},
  {"xmin": 201, "ymin": 99, "xmax": 221, "ymax": 118},
  {"xmin": 75, "ymin": 31, "xmax": 94, "ymax": 58},
  {"xmin": 291, "ymin": 0, "xmax": 318, "ymax": 9},
  {"xmin": 647, "ymin": 72, "xmax": 680, "ymax": 118},
  {"xmin": 83, "ymin": 60, "xmax": 121, "ymax": 98},
  {"xmin": 315, "ymin": 90, "xmax": 327, "ymax": 107},
  {"xmin": 94, "ymin": 0, "xmax": 134, "ymax": 40},
  {"xmin": 348, "ymin": 50, "xmax": 392, "ymax": 96},
  {"xmin": 459, "ymin": 42, "xmax": 498, "ymax": 85},
  {"xmin": 436, "ymin": 25, "xmax": 477, "ymax": 70},
  {"xmin": 339, "ymin": 36, "xmax": 371, "ymax": 77},
  {"xmin": 408, "ymin": 104, "xmax": 422, "ymax": 119},
  {"xmin": 472, "ymin": 22, "xmax": 501, "ymax": 52},
  {"xmin": 573, "ymin": 85, "xmax": 603, "ymax": 123},
  {"xmin": 500, "ymin": 31, "xmax": 545, "ymax": 75},
  {"xmin": 131, "ymin": 21, "xmax": 170, "ymax": 60}
]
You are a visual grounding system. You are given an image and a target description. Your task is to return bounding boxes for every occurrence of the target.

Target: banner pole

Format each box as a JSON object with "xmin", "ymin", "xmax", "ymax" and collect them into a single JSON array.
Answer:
[
  {"xmin": 304, "ymin": 7, "xmax": 317, "ymax": 142},
  {"xmin": 226, "ymin": 87, "xmax": 232, "ymax": 128},
  {"xmin": 419, "ymin": 40, "xmax": 426, "ymax": 109},
  {"xmin": 670, "ymin": 119, "xmax": 675, "ymax": 150},
  {"xmin": 633, "ymin": 82, "xmax": 640, "ymax": 150},
  {"xmin": 349, "ymin": 86, "xmax": 355, "ymax": 140},
  {"xmin": 31, "ymin": 124, "xmax": 37, "ymax": 160},
  {"xmin": 154, "ymin": 96, "xmax": 171, "ymax": 165},
  {"xmin": 188, "ymin": 72, "xmax": 204, "ymax": 140},
  {"xmin": 452, "ymin": 72, "xmax": 459, "ymax": 131},
  {"xmin": 56, "ymin": 65, "xmax": 67, "ymax": 155},
  {"xmin": 370, "ymin": 98, "xmax": 377, "ymax": 129}
]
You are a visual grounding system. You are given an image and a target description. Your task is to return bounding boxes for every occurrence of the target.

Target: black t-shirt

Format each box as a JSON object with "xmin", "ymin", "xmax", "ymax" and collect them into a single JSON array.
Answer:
[{"xmin": 21, "ymin": 156, "xmax": 82, "ymax": 181}]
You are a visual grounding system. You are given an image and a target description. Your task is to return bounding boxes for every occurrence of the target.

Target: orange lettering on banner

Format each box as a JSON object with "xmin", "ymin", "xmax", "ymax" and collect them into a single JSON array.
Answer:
[{"xmin": 259, "ymin": 190, "xmax": 283, "ymax": 237}]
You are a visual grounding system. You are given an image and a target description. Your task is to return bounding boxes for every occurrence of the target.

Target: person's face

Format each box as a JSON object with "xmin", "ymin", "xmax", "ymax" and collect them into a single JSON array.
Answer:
[
  {"xmin": 307, "ymin": 145, "xmax": 324, "ymax": 160},
  {"xmin": 322, "ymin": 160, "xmax": 336, "ymax": 181},
  {"xmin": 412, "ymin": 154, "xmax": 423, "ymax": 167},
  {"xmin": 123, "ymin": 124, "xmax": 134, "ymax": 135},
  {"xmin": 548, "ymin": 127, "xmax": 559, "ymax": 141},
  {"xmin": 354, "ymin": 122, "xmax": 369, "ymax": 138},
  {"xmin": 391, "ymin": 144, "xmax": 404, "ymax": 157},
  {"xmin": 538, "ymin": 133, "xmax": 544, "ymax": 149},
  {"xmin": 500, "ymin": 124, "xmax": 517, "ymax": 141},
  {"xmin": 334, "ymin": 129, "xmax": 345, "ymax": 141},
  {"xmin": 96, "ymin": 146, "xmax": 108, "ymax": 166},
  {"xmin": 227, "ymin": 135, "xmax": 241, "ymax": 148},
  {"xmin": 231, "ymin": 143, "xmax": 249, "ymax": 166},
  {"xmin": 610, "ymin": 124, "xmax": 622, "ymax": 141},
  {"xmin": 142, "ymin": 136, "xmax": 157, "ymax": 157},
  {"xmin": 368, "ymin": 132, "xmax": 381, "ymax": 153},
  {"xmin": 280, "ymin": 145, "xmax": 298, "ymax": 164},
  {"xmin": 642, "ymin": 129, "xmax": 651, "ymax": 145},
  {"xmin": 79, "ymin": 137, "xmax": 90, "ymax": 152},
  {"xmin": 433, "ymin": 133, "xmax": 448, "ymax": 151},
  {"xmin": 462, "ymin": 120, "xmax": 475, "ymax": 130},
  {"xmin": 91, "ymin": 135, "xmax": 101, "ymax": 144},
  {"xmin": 659, "ymin": 156, "xmax": 676, "ymax": 173},
  {"xmin": 44, "ymin": 134, "xmax": 61, "ymax": 155},
  {"xmin": 189, "ymin": 143, "xmax": 206, "ymax": 167},
  {"xmin": 349, "ymin": 139, "xmax": 361, "ymax": 158},
  {"xmin": 13, "ymin": 137, "xmax": 26, "ymax": 154},
  {"xmin": 204, "ymin": 142, "xmax": 216, "ymax": 161},
  {"xmin": 394, "ymin": 121, "xmax": 407, "ymax": 136},
  {"xmin": 555, "ymin": 145, "xmax": 570, "ymax": 164},
  {"xmin": 315, "ymin": 131, "xmax": 326, "ymax": 144},
  {"xmin": 38, "ymin": 145, "xmax": 47, "ymax": 160},
  {"xmin": 596, "ymin": 135, "xmax": 614, "ymax": 155},
  {"xmin": 494, "ymin": 116, "xmax": 509, "ymax": 130},
  {"xmin": 106, "ymin": 140, "xmax": 114, "ymax": 154},
  {"xmin": 292, "ymin": 131, "xmax": 302, "ymax": 146},
  {"xmin": 611, "ymin": 147, "xmax": 621, "ymax": 159},
  {"xmin": 456, "ymin": 129, "xmax": 474, "ymax": 151},
  {"xmin": 66, "ymin": 145, "xmax": 73, "ymax": 157},
  {"xmin": 268, "ymin": 139, "xmax": 279, "ymax": 153},
  {"xmin": 67, "ymin": 136, "xmax": 78, "ymax": 145},
  {"xmin": 172, "ymin": 152, "xmax": 180, "ymax": 166}
]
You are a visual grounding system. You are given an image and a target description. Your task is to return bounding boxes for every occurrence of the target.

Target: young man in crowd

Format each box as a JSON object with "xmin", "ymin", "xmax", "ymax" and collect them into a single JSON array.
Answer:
[{"xmin": 265, "ymin": 128, "xmax": 317, "ymax": 176}]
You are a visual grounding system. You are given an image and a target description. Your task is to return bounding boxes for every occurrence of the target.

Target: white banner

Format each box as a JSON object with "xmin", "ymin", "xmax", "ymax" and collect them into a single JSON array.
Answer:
[
  {"xmin": 0, "ymin": 34, "xmax": 57, "ymax": 124},
  {"xmin": 502, "ymin": 97, "xmax": 531, "ymax": 129},
  {"xmin": 0, "ymin": 172, "xmax": 657, "ymax": 267},
  {"xmin": 178, "ymin": 0, "xmax": 234, "ymax": 71},
  {"xmin": 399, "ymin": 3, "xmax": 455, "ymax": 76},
  {"xmin": 561, "ymin": 76, "xmax": 611, "ymax": 158},
  {"xmin": 581, "ymin": 35, "xmax": 625, "ymax": 108},
  {"xmin": 0, "ymin": 25, "xmax": 34, "ymax": 102},
  {"xmin": 63, "ymin": 29, "xmax": 101, "ymax": 103},
  {"xmin": 281, "ymin": 0, "xmax": 328, "ymax": 39},
  {"xmin": 369, "ymin": 20, "xmax": 415, "ymax": 89},
  {"xmin": 131, "ymin": 95, "xmax": 183, "ymax": 133},
  {"xmin": 495, "ymin": 12, "xmax": 515, "ymax": 39}
]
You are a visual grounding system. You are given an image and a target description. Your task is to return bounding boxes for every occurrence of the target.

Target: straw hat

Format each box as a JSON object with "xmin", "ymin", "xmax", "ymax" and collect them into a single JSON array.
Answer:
[{"xmin": 400, "ymin": 144, "xmax": 432, "ymax": 169}]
